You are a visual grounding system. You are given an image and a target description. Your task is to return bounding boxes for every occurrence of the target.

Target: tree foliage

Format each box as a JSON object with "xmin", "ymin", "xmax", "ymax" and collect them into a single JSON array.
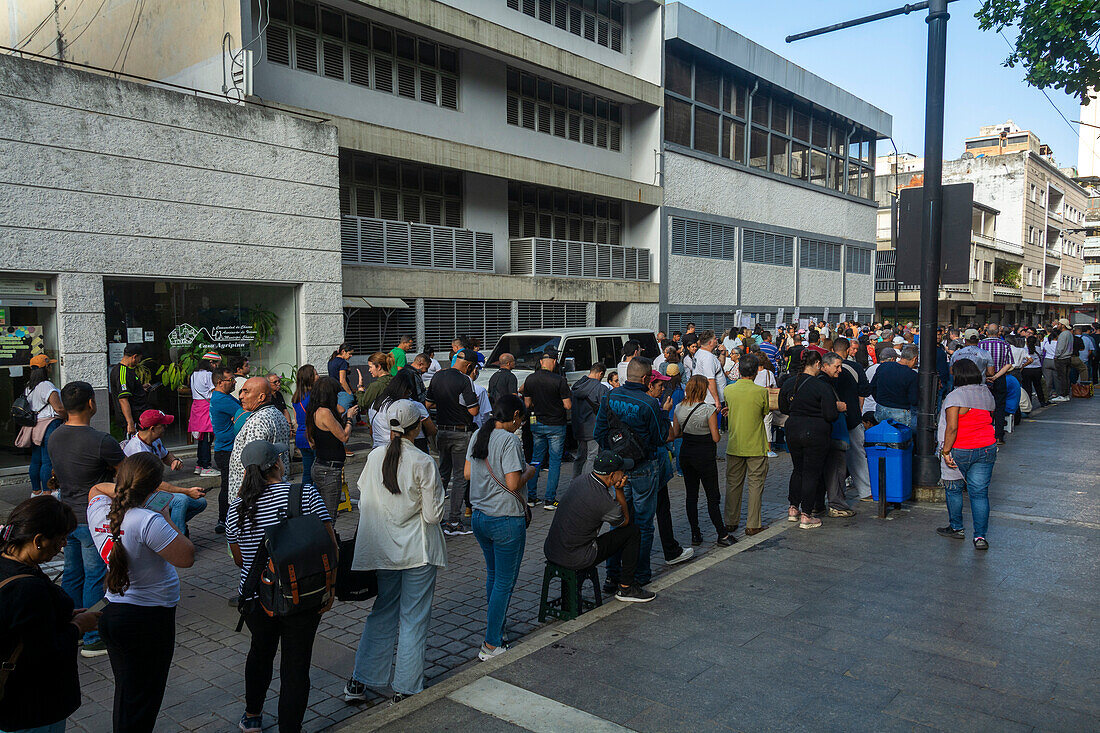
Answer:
[{"xmin": 976, "ymin": 0, "xmax": 1100, "ymax": 104}]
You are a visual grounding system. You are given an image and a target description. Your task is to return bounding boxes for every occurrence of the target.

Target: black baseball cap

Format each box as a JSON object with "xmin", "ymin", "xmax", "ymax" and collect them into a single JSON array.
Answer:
[
  {"xmin": 593, "ymin": 450, "xmax": 633, "ymax": 475},
  {"xmin": 540, "ymin": 346, "xmax": 559, "ymax": 360},
  {"xmin": 123, "ymin": 344, "xmax": 143, "ymax": 356},
  {"xmin": 241, "ymin": 440, "xmax": 287, "ymax": 471},
  {"xmin": 453, "ymin": 348, "xmax": 478, "ymax": 364}
]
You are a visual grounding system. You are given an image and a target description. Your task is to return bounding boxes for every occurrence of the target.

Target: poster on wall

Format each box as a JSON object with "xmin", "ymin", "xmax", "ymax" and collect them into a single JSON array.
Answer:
[
  {"xmin": 126, "ymin": 328, "xmax": 144, "ymax": 343},
  {"xmin": 0, "ymin": 326, "xmax": 44, "ymax": 367},
  {"xmin": 108, "ymin": 342, "xmax": 127, "ymax": 365},
  {"xmin": 167, "ymin": 323, "xmax": 258, "ymax": 350},
  {"xmin": 0, "ymin": 278, "xmax": 47, "ymax": 296}
]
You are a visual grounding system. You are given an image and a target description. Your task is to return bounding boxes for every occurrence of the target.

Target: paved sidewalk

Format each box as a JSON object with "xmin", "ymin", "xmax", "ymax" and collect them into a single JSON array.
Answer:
[
  {"xmin": 0, "ymin": 438, "xmax": 788, "ymax": 731},
  {"xmin": 339, "ymin": 397, "xmax": 1100, "ymax": 733}
]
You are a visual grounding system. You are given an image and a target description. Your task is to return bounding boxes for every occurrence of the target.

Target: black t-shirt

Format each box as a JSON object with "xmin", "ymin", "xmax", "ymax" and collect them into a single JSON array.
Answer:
[
  {"xmin": 271, "ymin": 390, "xmax": 288, "ymax": 413},
  {"xmin": 488, "ymin": 369, "xmax": 519, "ymax": 408},
  {"xmin": 426, "ymin": 368, "xmax": 478, "ymax": 428},
  {"xmin": 544, "ymin": 474, "xmax": 624, "ymax": 570},
  {"xmin": 108, "ymin": 362, "xmax": 147, "ymax": 419},
  {"xmin": 823, "ymin": 369, "xmax": 861, "ymax": 430},
  {"xmin": 523, "ymin": 368, "xmax": 571, "ymax": 426},
  {"xmin": 47, "ymin": 424, "xmax": 125, "ymax": 520}
]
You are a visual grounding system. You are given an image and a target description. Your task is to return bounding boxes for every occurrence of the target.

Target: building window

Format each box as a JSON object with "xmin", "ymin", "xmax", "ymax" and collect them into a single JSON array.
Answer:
[
  {"xmin": 846, "ymin": 247, "xmax": 872, "ymax": 274},
  {"xmin": 518, "ymin": 301, "xmax": 587, "ymax": 330},
  {"xmin": 742, "ymin": 229, "xmax": 793, "ymax": 266},
  {"xmin": 507, "ymin": 0, "xmax": 624, "ymax": 52},
  {"xmin": 800, "ymin": 239, "xmax": 841, "ymax": 271},
  {"xmin": 508, "ymin": 68, "xmax": 621, "ymax": 151},
  {"xmin": 422, "ymin": 299, "xmax": 513, "ymax": 353},
  {"xmin": 266, "ymin": 0, "xmax": 459, "ymax": 109},
  {"xmin": 670, "ymin": 217, "xmax": 736, "ymax": 260},
  {"xmin": 662, "ymin": 47, "xmax": 874, "ymax": 200},
  {"xmin": 340, "ymin": 151, "xmax": 463, "ymax": 227},
  {"xmin": 508, "ymin": 183, "xmax": 622, "ymax": 245}
]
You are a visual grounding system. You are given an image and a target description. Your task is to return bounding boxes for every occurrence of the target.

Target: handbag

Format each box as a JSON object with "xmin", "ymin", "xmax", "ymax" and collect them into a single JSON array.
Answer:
[
  {"xmin": 1071, "ymin": 383, "xmax": 1093, "ymax": 399},
  {"xmin": 334, "ymin": 533, "xmax": 378, "ymax": 602},
  {"xmin": 767, "ymin": 387, "xmax": 780, "ymax": 412},
  {"xmin": 484, "ymin": 458, "xmax": 532, "ymax": 528},
  {"xmin": 0, "ymin": 575, "xmax": 32, "ymax": 703},
  {"xmin": 13, "ymin": 425, "xmax": 34, "ymax": 449}
]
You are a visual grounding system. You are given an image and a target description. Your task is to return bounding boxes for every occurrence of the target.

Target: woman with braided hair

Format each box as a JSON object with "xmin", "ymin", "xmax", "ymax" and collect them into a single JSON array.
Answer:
[{"xmin": 87, "ymin": 452, "xmax": 195, "ymax": 733}]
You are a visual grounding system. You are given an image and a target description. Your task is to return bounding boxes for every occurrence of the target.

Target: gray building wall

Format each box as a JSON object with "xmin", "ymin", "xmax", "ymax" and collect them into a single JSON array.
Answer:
[{"xmin": 0, "ymin": 54, "xmax": 343, "ymax": 427}]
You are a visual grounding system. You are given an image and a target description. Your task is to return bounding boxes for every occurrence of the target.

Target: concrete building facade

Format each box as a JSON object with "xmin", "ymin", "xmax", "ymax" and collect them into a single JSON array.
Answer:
[
  {"xmin": 658, "ymin": 3, "xmax": 890, "ymax": 334},
  {"xmin": 0, "ymin": 52, "xmax": 342, "ymax": 470}
]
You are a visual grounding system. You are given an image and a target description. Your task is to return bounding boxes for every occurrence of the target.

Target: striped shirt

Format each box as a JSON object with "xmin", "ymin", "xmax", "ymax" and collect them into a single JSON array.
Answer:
[
  {"xmin": 224, "ymin": 482, "xmax": 330, "ymax": 598},
  {"xmin": 978, "ymin": 337, "xmax": 1011, "ymax": 373},
  {"xmin": 759, "ymin": 342, "xmax": 780, "ymax": 371}
]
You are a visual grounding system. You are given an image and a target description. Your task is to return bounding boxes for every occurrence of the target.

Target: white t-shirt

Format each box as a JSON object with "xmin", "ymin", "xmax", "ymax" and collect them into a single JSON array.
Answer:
[
  {"xmin": 754, "ymin": 369, "xmax": 777, "ymax": 389},
  {"xmin": 864, "ymin": 362, "xmax": 882, "ymax": 413},
  {"xmin": 123, "ymin": 436, "xmax": 168, "ymax": 460},
  {"xmin": 472, "ymin": 382, "xmax": 493, "ymax": 428},
  {"xmin": 692, "ymin": 348, "xmax": 725, "ymax": 405},
  {"xmin": 190, "ymin": 370, "xmax": 214, "ymax": 400},
  {"xmin": 652, "ymin": 354, "xmax": 666, "ymax": 372},
  {"xmin": 616, "ymin": 360, "xmax": 631, "ymax": 381},
  {"xmin": 422, "ymin": 358, "xmax": 442, "ymax": 386},
  {"xmin": 369, "ymin": 400, "xmax": 430, "ymax": 447},
  {"xmin": 25, "ymin": 380, "xmax": 59, "ymax": 421},
  {"xmin": 681, "ymin": 354, "xmax": 695, "ymax": 379},
  {"xmin": 87, "ymin": 494, "xmax": 180, "ymax": 607}
]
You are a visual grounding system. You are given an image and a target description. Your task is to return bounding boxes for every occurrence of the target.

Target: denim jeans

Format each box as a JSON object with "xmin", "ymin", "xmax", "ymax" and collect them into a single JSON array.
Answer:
[
  {"xmin": 298, "ymin": 445, "xmax": 316, "ymax": 488},
  {"xmin": 196, "ymin": 433, "xmax": 212, "ymax": 469},
  {"xmin": 311, "ymin": 462, "xmax": 345, "ymax": 524},
  {"xmin": 352, "ymin": 564, "xmax": 437, "ymax": 696},
  {"xmin": 875, "ymin": 405, "xmax": 914, "ymax": 429},
  {"xmin": 337, "ymin": 391, "xmax": 356, "ymax": 410},
  {"xmin": 62, "ymin": 524, "xmax": 106, "ymax": 645},
  {"xmin": 168, "ymin": 494, "xmax": 207, "ymax": 535},
  {"xmin": 471, "ymin": 511, "xmax": 526, "ymax": 648},
  {"xmin": 527, "ymin": 423, "xmax": 566, "ymax": 502},
  {"xmin": 944, "ymin": 444, "xmax": 996, "ymax": 539},
  {"xmin": 1, "ymin": 720, "xmax": 67, "ymax": 733},
  {"xmin": 28, "ymin": 418, "xmax": 61, "ymax": 493},
  {"xmin": 606, "ymin": 460, "xmax": 660, "ymax": 584}
]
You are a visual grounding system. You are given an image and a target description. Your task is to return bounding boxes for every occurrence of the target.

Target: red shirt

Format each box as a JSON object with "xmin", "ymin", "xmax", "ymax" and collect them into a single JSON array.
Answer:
[
  {"xmin": 807, "ymin": 345, "xmax": 828, "ymax": 356},
  {"xmin": 954, "ymin": 408, "xmax": 995, "ymax": 449}
]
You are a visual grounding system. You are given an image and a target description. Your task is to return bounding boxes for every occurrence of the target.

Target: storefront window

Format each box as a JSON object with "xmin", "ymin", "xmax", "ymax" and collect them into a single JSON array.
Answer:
[
  {"xmin": 103, "ymin": 280, "xmax": 299, "ymax": 447},
  {"xmin": 0, "ymin": 277, "xmax": 58, "ymax": 471}
]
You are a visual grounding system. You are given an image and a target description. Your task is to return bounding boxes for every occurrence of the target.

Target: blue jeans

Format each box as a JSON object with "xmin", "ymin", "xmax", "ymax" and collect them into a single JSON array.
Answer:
[
  {"xmin": 298, "ymin": 445, "xmax": 315, "ymax": 488},
  {"xmin": 875, "ymin": 405, "xmax": 915, "ymax": 429},
  {"xmin": 62, "ymin": 524, "xmax": 106, "ymax": 645},
  {"xmin": 944, "ymin": 444, "xmax": 996, "ymax": 539},
  {"xmin": 337, "ymin": 391, "xmax": 356, "ymax": 410},
  {"xmin": 352, "ymin": 564, "xmax": 437, "ymax": 696},
  {"xmin": 527, "ymin": 423, "xmax": 566, "ymax": 502},
  {"xmin": 471, "ymin": 511, "xmax": 526, "ymax": 648},
  {"xmin": 169, "ymin": 494, "xmax": 207, "ymax": 535},
  {"xmin": 28, "ymin": 418, "xmax": 62, "ymax": 493},
  {"xmin": 1, "ymin": 721, "xmax": 66, "ymax": 733},
  {"xmin": 196, "ymin": 433, "xmax": 212, "ymax": 469},
  {"xmin": 606, "ymin": 460, "xmax": 660, "ymax": 584}
]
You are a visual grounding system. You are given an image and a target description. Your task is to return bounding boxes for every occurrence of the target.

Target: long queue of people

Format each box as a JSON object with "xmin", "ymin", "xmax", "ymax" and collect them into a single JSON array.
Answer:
[{"xmin": 2, "ymin": 317, "xmax": 1095, "ymax": 733}]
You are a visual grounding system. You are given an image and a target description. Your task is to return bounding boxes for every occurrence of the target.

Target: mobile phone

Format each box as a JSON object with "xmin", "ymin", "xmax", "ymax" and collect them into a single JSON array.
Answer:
[
  {"xmin": 529, "ymin": 459, "xmax": 544, "ymax": 472},
  {"xmin": 88, "ymin": 597, "xmax": 110, "ymax": 613},
  {"xmin": 143, "ymin": 491, "xmax": 173, "ymax": 513}
]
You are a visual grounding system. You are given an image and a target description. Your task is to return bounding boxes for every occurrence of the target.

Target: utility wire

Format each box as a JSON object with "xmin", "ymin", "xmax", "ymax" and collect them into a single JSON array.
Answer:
[
  {"xmin": 998, "ymin": 30, "xmax": 1078, "ymax": 138},
  {"xmin": 111, "ymin": 0, "xmax": 142, "ymax": 70},
  {"xmin": 55, "ymin": 0, "xmax": 110, "ymax": 53},
  {"xmin": 14, "ymin": 10, "xmax": 54, "ymax": 50},
  {"xmin": 117, "ymin": 0, "xmax": 146, "ymax": 72}
]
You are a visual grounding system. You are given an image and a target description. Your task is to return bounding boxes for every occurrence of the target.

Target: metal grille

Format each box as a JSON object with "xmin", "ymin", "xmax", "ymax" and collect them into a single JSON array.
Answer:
[
  {"xmin": 742, "ymin": 229, "xmax": 793, "ymax": 266},
  {"xmin": 507, "ymin": 0, "xmax": 623, "ymax": 52},
  {"xmin": 666, "ymin": 312, "xmax": 741, "ymax": 335},
  {"xmin": 509, "ymin": 239, "xmax": 649, "ymax": 281},
  {"xmin": 518, "ymin": 301, "xmax": 587, "ymax": 330},
  {"xmin": 342, "ymin": 217, "xmax": 493, "ymax": 272},
  {"xmin": 343, "ymin": 304, "xmax": 415, "ymax": 355},
  {"xmin": 423, "ymin": 299, "xmax": 513, "ymax": 354},
  {"xmin": 799, "ymin": 238, "xmax": 841, "ymax": 271},
  {"xmin": 670, "ymin": 217, "xmax": 737, "ymax": 260},
  {"xmin": 506, "ymin": 68, "xmax": 622, "ymax": 152},
  {"xmin": 846, "ymin": 247, "xmax": 872, "ymax": 274}
]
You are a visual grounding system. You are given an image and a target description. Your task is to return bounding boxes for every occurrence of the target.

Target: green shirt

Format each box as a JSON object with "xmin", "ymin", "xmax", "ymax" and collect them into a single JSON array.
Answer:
[
  {"xmin": 723, "ymin": 379, "xmax": 769, "ymax": 456},
  {"xmin": 389, "ymin": 347, "xmax": 407, "ymax": 375}
]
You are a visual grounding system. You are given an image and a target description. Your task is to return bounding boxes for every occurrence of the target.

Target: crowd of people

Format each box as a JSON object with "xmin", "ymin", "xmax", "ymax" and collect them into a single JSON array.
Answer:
[{"xmin": 1, "ymin": 316, "xmax": 1095, "ymax": 732}]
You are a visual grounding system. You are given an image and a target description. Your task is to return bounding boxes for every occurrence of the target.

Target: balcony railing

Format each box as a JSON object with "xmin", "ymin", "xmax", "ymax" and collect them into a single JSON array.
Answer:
[
  {"xmin": 992, "ymin": 285, "xmax": 1022, "ymax": 297},
  {"xmin": 341, "ymin": 216, "xmax": 494, "ymax": 272},
  {"xmin": 1046, "ymin": 246, "xmax": 1061, "ymax": 259},
  {"xmin": 509, "ymin": 238, "xmax": 651, "ymax": 281},
  {"xmin": 1045, "ymin": 285, "xmax": 1060, "ymax": 296}
]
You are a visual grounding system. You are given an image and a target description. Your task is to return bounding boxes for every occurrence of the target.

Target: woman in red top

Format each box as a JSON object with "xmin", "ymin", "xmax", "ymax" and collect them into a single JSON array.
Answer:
[{"xmin": 936, "ymin": 359, "xmax": 997, "ymax": 550}]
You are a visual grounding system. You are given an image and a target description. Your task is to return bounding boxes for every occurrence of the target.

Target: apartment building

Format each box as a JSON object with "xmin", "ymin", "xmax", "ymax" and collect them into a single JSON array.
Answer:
[
  {"xmin": 1081, "ymin": 189, "xmax": 1100, "ymax": 322},
  {"xmin": 658, "ymin": 3, "xmax": 890, "ymax": 334},
  {"xmin": 873, "ymin": 126, "xmax": 1088, "ymax": 325},
  {"xmin": 4, "ymin": 0, "xmax": 663, "ymax": 355}
]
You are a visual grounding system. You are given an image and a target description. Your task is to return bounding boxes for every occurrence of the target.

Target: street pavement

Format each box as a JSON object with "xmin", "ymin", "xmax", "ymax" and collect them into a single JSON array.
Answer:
[
  {"xmin": 335, "ymin": 397, "xmax": 1100, "ymax": 733},
  {"xmin": 0, "ymin": 433, "xmax": 790, "ymax": 731}
]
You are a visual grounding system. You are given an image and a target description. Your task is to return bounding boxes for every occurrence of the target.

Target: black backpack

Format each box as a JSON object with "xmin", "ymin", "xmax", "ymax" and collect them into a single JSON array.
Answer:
[
  {"xmin": 602, "ymin": 396, "xmax": 647, "ymax": 463},
  {"xmin": 238, "ymin": 484, "xmax": 337, "ymax": 622},
  {"xmin": 9, "ymin": 393, "xmax": 43, "ymax": 428}
]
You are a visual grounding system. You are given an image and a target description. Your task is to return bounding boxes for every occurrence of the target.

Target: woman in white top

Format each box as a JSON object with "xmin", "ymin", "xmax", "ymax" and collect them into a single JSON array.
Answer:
[
  {"xmin": 1041, "ymin": 331, "xmax": 1060, "ymax": 398},
  {"xmin": 87, "ymin": 452, "xmax": 195, "ymax": 733},
  {"xmin": 345, "ymin": 401, "xmax": 446, "ymax": 703},
  {"xmin": 187, "ymin": 353, "xmax": 220, "ymax": 477},
  {"xmin": 669, "ymin": 376, "xmax": 731, "ymax": 547},
  {"xmin": 22, "ymin": 357, "xmax": 66, "ymax": 497},
  {"xmin": 369, "ymin": 369, "xmax": 435, "ymax": 451}
]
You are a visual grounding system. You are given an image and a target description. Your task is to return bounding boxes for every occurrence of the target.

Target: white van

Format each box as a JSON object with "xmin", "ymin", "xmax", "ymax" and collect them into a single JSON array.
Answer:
[{"xmin": 477, "ymin": 328, "xmax": 660, "ymax": 387}]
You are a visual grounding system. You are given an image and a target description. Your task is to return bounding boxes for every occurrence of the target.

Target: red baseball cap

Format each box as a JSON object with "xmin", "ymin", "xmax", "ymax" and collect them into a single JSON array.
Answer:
[
  {"xmin": 649, "ymin": 369, "xmax": 671, "ymax": 382},
  {"xmin": 138, "ymin": 409, "xmax": 175, "ymax": 429}
]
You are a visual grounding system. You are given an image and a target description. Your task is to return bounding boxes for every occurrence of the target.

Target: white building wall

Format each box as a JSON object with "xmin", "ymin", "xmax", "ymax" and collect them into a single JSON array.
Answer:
[{"xmin": 0, "ymin": 54, "xmax": 343, "ymax": 426}]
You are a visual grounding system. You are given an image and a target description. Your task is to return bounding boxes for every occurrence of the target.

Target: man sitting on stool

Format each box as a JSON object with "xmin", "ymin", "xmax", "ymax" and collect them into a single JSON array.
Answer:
[{"xmin": 543, "ymin": 451, "xmax": 656, "ymax": 603}]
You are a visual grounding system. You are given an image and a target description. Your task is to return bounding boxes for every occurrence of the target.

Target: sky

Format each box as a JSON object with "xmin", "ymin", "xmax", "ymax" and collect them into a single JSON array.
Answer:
[{"xmin": 679, "ymin": 0, "xmax": 1086, "ymax": 168}]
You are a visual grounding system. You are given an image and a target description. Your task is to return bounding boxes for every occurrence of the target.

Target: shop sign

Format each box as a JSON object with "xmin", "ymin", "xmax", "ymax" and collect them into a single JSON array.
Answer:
[
  {"xmin": 0, "ymin": 325, "xmax": 43, "ymax": 367},
  {"xmin": 168, "ymin": 323, "xmax": 258, "ymax": 350},
  {"xmin": 0, "ymin": 278, "xmax": 46, "ymax": 296}
]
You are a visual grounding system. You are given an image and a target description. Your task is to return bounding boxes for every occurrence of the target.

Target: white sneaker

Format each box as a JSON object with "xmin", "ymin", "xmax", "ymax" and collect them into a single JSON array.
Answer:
[
  {"xmin": 667, "ymin": 547, "xmax": 694, "ymax": 565},
  {"xmin": 194, "ymin": 466, "xmax": 202, "ymax": 475},
  {"xmin": 478, "ymin": 643, "xmax": 508, "ymax": 661},
  {"xmin": 199, "ymin": 467, "xmax": 221, "ymax": 477},
  {"xmin": 766, "ymin": 451, "xmax": 778, "ymax": 458},
  {"xmin": 1052, "ymin": 396, "xmax": 1070, "ymax": 403}
]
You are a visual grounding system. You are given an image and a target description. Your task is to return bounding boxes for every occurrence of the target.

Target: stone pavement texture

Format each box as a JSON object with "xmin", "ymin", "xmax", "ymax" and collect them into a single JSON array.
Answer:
[
  {"xmin": 0, "ymin": 434, "xmax": 789, "ymax": 731},
  {"xmin": 338, "ymin": 397, "xmax": 1100, "ymax": 733}
]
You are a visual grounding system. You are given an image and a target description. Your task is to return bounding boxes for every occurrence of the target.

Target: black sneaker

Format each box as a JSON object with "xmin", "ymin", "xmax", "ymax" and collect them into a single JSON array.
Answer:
[
  {"xmin": 973, "ymin": 537, "xmax": 989, "ymax": 550},
  {"xmin": 690, "ymin": 531, "xmax": 703, "ymax": 546},
  {"xmin": 543, "ymin": 501, "xmax": 558, "ymax": 511},
  {"xmin": 602, "ymin": 578, "xmax": 618, "ymax": 595},
  {"xmin": 443, "ymin": 522, "xmax": 472, "ymax": 536},
  {"xmin": 390, "ymin": 693, "xmax": 406, "ymax": 706},
  {"xmin": 615, "ymin": 584, "xmax": 656, "ymax": 603},
  {"xmin": 936, "ymin": 526, "xmax": 964, "ymax": 539},
  {"xmin": 214, "ymin": 522, "xmax": 226, "ymax": 535},
  {"xmin": 238, "ymin": 713, "xmax": 263, "ymax": 733},
  {"xmin": 526, "ymin": 498, "xmax": 541, "ymax": 508},
  {"xmin": 343, "ymin": 678, "xmax": 368, "ymax": 703},
  {"xmin": 716, "ymin": 535, "xmax": 735, "ymax": 547}
]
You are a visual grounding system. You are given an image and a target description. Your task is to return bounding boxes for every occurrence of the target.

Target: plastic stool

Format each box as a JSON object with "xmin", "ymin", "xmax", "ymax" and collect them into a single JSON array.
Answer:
[{"xmin": 538, "ymin": 562, "xmax": 602, "ymax": 622}]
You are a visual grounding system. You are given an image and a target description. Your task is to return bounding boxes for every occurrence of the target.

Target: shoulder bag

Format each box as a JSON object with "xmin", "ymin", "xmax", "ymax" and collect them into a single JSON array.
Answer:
[
  {"xmin": 0, "ymin": 574, "xmax": 33, "ymax": 703},
  {"xmin": 484, "ymin": 456, "xmax": 532, "ymax": 528}
]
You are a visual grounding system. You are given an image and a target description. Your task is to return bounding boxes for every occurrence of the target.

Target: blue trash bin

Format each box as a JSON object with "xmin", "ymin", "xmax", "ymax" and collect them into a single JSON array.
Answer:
[{"xmin": 865, "ymin": 420, "xmax": 913, "ymax": 502}]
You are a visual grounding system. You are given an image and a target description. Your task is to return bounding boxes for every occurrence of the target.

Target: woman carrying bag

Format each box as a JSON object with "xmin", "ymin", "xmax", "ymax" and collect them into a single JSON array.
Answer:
[
  {"xmin": 16, "ymin": 355, "xmax": 66, "ymax": 498},
  {"xmin": 670, "ymin": 376, "xmax": 730, "ymax": 547},
  {"xmin": 343, "ymin": 401, "xmax": 446, "ymax": 705}
]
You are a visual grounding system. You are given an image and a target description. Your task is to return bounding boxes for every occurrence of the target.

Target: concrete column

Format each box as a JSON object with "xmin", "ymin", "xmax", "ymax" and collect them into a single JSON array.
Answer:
[
  {"xmin": 300, "ymin": 282, "xmax": 343, "ymax": 369},
  {"xmin": 415, "ymin": 298, "xmax": 426, "ymax": 353},
  {"xmin": 56, "ymin": 273, "xmax": 108, "ymax": 431},
  {"xmin": 510, "ymin": 300, "xmax": 519, "ymax": 332},
  {"xmin": 585, "ymin": 301, "xmax": 596, "ymax": 327}
]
